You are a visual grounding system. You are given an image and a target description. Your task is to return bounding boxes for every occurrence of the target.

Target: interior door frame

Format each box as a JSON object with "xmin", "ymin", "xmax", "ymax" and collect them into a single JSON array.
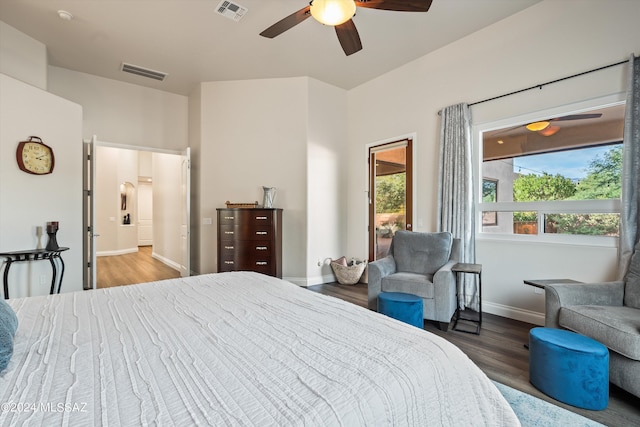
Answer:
[
  {"xmin": 84, "ymin": 137, "xmax": 191, "ymax": 289},
  {"xmin": 366, "ymin": 134, "xmax": 415, "ymax": 261}
]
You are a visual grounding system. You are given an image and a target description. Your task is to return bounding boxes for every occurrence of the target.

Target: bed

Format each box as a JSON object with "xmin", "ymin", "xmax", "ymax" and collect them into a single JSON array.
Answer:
[{"xmin": 0, "ymin": 271, "xmax": 519, "ymax": 426}]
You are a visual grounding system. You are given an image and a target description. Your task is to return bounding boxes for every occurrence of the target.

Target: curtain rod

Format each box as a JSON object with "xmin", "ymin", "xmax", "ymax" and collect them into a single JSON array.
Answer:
[{"xmin": 468, "ymin": 58, "xmax": 629, "ymax": 107}]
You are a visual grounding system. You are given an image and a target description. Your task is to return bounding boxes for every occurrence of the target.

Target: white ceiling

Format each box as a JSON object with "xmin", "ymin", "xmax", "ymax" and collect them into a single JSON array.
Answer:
[{"xmin": 0, "ymin": 0, "xmax": 540, "ymax": 96}]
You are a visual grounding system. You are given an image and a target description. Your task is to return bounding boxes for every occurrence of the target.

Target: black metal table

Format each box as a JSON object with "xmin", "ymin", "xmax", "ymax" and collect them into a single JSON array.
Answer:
[
  {"xmin": 452, "ymin": 262, "xmax": 482, "ymax": 334},
  {"xmin": 0, "ymin": 247, "xmax": 69, "ymax": 299}
]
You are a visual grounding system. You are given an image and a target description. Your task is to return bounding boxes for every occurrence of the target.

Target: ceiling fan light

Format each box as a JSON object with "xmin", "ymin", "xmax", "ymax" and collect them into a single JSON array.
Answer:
[
  {"xmin": 525, "ymin": 121, "xmax": 550, "ymax": 132},
  {"xmin": 310, "ymin": 0, "xmax": 356, "ymax": 26}
]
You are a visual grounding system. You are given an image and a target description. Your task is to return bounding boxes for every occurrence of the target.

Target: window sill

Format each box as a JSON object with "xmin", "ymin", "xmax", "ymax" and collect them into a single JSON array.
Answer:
[{"xmin": 476, "ymin": 232, "xmax": 618, "ymax": 248}]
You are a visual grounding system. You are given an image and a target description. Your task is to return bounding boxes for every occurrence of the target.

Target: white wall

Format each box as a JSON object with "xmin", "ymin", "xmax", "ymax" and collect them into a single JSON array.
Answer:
[
  {"xmin": 307, "ymin": 79, "xmax": 349, "ymax": 284},
  {"xmin": 0, "ymin": 21, "xmax": 47, "ymax": 90},
  {"xmin": 347, "ymin": 0, "xmax": 640, "ymax": 323},
  {"xmin": 197, "ymin": 77, "xmax": 310, "ymax": 282},
  {"xmin": 188, "ymin": 85, "xmax": 202, "ymax": 275},
  {"xmin": 0, "ymin": 74, "xmax": 83, "ymax": 297},
  {"xmin": 48, "ymin": 66, "xmax": 188, "ymax": 151}
]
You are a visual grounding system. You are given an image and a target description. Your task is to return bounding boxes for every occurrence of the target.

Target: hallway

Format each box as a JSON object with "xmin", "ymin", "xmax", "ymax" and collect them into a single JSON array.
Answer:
[{"xmin": 96, "ymin": 246, "xmax": 180, "ymax": 288}]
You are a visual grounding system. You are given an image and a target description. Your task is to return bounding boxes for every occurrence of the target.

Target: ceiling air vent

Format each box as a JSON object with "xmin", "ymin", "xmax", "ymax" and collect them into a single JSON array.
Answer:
[
  {"xmin": 215, "ymin": 0, "xmax": 247, "ymax": 22},
  {"xmin": 121, "ymin": 63, "xmax": 168, "ymax": 81}
]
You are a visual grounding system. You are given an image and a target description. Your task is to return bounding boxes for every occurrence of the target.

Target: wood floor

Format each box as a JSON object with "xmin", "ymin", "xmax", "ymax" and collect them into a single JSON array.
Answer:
[
  {"xmin": 308, "ymin": 282, "xmax": 640, "ymax": 427},
  {"xmin": 96, "ymin": 246, "xmax": 180, "ymax": 288}
]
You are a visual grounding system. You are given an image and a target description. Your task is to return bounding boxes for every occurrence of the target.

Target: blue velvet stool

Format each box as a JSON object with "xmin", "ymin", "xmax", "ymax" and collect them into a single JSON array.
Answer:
[
  {"xmin": 529, "ymin": 327, "xmax": 609, "ymax": 410},
  {"xmin": 378, "ymin": 292, "xmax": 423, "ymax": 328}
]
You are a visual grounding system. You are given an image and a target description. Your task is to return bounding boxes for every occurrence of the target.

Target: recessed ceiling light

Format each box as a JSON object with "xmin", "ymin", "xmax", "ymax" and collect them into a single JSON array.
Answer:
[
  {"xmin": 57, "ymin": 10, "xmax": 73, "ymax": 21},
  {"xmin": 497, "ymin": 140, "xmax": 504, "ymax": 144}
]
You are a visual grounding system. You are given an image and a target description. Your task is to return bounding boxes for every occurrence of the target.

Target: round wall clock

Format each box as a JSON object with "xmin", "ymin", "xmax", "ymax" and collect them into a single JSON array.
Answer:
[{"xmin": 16, "ymin": 136, "xmax": 55, "ymax": 175}]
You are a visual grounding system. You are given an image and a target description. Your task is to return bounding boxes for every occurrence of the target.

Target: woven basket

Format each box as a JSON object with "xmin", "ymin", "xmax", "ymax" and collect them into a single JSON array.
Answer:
[{"xmin": 331, "ymin": 260, "xmax": 367, "ymax": 285}]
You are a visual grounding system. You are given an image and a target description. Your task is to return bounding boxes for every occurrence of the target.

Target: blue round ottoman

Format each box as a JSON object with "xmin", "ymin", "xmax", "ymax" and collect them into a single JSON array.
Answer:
[
  {"xmin": 378, "ymin": 292, "xmax": 423, "ymax": 328},
  {"xmin": 529, "ymin": 327, "xmax": 609, "ymax": 410}
]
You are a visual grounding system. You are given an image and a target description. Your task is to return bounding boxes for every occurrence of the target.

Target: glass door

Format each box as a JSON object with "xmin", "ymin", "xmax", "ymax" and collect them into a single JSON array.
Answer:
[{"xmin": 368, "ymin": 139, "xmax": 413, "ymax": 261}]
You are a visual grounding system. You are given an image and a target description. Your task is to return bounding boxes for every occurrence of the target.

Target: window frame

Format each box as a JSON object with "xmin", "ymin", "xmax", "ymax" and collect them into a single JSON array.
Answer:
[{"xmin": 473, "ymin": 96, "xmax": 625, "ymax": 247}]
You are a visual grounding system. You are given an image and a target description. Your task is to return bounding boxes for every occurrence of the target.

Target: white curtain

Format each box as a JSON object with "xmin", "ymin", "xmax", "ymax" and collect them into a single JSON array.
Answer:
[
  {"xmin": 437, "ymin": 103, "xmax": 477, "ymax": 310},
  {"xmin": 618, "ymin": 55, "xmax": 640, "ymax": 280}
]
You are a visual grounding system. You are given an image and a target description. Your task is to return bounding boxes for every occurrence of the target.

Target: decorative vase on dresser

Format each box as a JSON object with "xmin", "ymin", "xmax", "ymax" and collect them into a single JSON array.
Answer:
[{"xmin": 217, "ymin": 208, "xmax": 283, "ymax": 278}]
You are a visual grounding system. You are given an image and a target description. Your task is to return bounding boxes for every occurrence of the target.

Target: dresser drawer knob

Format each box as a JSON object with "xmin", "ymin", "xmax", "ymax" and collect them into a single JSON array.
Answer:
[
  {"xmin": 256, "ymin": 231, "xmax": 268, "ymax": 235},
  {"xmin": 256, "ymin": 216, "xmax": 268, "ymax": 220},
  {"xmin": 224, "ymin": 261, "xmax": 234, "ymax": 265},
  {"xmin": 256, "ymin": 246, "xmax": 267, "ymax": 250},
  {"xmin": 224, "ymin": 246, "xmax": 234, "ymax": 250},
  {"xmin": 256, "ymin": 261, "xmax": 268, "ymax": 266}
]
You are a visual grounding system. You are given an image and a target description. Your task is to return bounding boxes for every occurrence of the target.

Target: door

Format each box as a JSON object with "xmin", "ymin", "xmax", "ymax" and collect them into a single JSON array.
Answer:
[
  {"xmin": 180, "ymin": 147, "xmax": 191, "ymax": 277},
  {"xmin": 368, "ymin": 138, "xmax": 413, "ymax": 261},
  {"xmin": 84, "ymin": 139, "xmax": 191, "ymax": 288},
  {"xmin": 83, "ymin": 136, "xmax": 97, "ymax": 290}
]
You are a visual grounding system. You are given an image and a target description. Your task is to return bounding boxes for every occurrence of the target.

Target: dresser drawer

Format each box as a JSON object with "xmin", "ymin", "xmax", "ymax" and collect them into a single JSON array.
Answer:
[
  {"xmin": 219, "ymin": 224, "xmax": 275, "ymax": 241},
  {"xmin": 218, "ymin": 255, "xmax": 274, "ymax": 275},
  {"xmin": 219, "ymin": 240, "xmax": 274, "ymax": 257},
  {"xmin": 218, "ymin": 210, "xmax": 274, "ymax": 225}
]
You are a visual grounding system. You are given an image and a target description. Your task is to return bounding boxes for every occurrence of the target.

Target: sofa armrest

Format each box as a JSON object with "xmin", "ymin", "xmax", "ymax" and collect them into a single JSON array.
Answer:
[
  {"xmin": 367, "ymin": 255, "xmax": 397, "ymax": 311},
  {"xmin": 544, "ymin": 281, "xmax": 625, "ymax": 328}
]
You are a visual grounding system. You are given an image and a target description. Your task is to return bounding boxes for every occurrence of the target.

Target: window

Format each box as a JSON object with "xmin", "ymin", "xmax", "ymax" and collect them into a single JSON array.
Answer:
[
  {"xmin": 479, "ymin": 103, "xmax": 624, "ymax": 241},
  {"xmin": 482, "ymin": 179, "xmax": 498, "ymax": 226}
]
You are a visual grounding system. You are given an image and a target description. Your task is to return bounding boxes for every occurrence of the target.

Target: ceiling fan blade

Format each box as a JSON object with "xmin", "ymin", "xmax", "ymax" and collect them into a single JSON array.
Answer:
[
  {"xmin": 335, "ymin": 19, "xmax": 362, "ymax": 56},
  {"xmin": 551, "ymin": 113, "xmax": 603, "ymax": 121},
  {"xmin": 259, "ymin": 6, "xmax": 311, "ymax": 38},
  {"xmin": 355, "ymin": 0, "xmax": 433, "ymax": 12}
]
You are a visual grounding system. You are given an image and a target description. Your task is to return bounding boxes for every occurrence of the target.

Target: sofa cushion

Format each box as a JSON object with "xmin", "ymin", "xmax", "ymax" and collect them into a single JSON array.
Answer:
[
  {"xmin": 559, "ymin": 305, "xmax": 640, "ymax": 361},
  {"xmin": 382, "ymin": 272, "xmax": 434, "ymax": 299},
  {"xmin": 624, "ymin": 246, "xmax": 640, "ymax": 309},
  {"xmin": 393, "ymin": 231, "xmax": 452, "ymax": 276}
]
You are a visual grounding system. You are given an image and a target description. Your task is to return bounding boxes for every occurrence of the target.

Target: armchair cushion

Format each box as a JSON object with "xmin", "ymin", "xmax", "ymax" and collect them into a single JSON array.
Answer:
[
  {"xmin": 382, "ymin": 272, "xmax": 434, "ymax": 299},
  {"xmin": 393, "ymin": 231, "xmax": 452, "ymax": 275},
  {"xmin": 560, "ymin": 305, "xmax": 640, "ymax": 361}
]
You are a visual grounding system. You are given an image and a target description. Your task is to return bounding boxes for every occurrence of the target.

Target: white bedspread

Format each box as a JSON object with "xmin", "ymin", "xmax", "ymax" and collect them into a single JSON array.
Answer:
[{"xmin": 1, "ymin": 272, "xmax": 519, "ymax": 426}]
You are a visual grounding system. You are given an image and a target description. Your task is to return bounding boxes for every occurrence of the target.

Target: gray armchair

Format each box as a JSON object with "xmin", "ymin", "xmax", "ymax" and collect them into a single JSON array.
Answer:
[
  {"xmin": 545, "ymin": 247, "xmax": 640, "ymax": 398},
  {"xmin": 368, "ymin": 231, "xmax": 461, "ymax": 331}
]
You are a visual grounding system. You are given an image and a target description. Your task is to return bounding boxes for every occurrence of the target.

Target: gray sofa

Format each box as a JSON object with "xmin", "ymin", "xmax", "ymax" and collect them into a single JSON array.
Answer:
[
  {"xmin": 545, "ymin": 249, "xmax": 640, "ymax": 398},
  {"xmin": 368, "ymin": 231, "xmax": 461, "ymax": 330}
]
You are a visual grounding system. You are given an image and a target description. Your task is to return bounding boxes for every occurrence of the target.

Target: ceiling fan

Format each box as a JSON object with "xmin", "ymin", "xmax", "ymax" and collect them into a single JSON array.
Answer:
[
  {"xmin": 259, "ymin": 0, "xmax": 433, "ymax": 56},
  {"xmin": 493, "ymin": 113, "xmax": 604, "ymax": 138},
  {"xmin": 524, "ymin": 113, "xmax": 603, "ymax": 137}
]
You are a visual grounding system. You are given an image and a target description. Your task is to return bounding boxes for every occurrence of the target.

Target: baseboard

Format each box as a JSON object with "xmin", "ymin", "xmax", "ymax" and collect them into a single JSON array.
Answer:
[
  {"xmin": 97, "ymin": 247, "xmax": 138, "ymax": 257},
  {"xmin": 283, "ymin": 274, "xmax": 336, "ymax": 287},
  {"xmin": 151, "ymin": 251, "xmax": 181, "ymax": 272},
  {"xmin": 483, "ymin": 301, "xmax": 545, "ymax": 326}
]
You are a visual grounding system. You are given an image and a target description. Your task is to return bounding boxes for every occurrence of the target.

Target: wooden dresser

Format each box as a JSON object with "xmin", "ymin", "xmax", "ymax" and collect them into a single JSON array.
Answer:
[{"xmin": 217, "ymin": 208, "xmax": 283, "ymax": 278}]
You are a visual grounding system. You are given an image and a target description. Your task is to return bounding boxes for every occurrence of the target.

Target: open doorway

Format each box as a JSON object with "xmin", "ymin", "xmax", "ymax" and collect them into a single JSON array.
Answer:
[
  {"xmin": 84, "ymin": 140, "xmax": 190, "ymax": 289},
  {"xmin": 368, "ymin": 138, "xmax": 413, "ymax": 261}
]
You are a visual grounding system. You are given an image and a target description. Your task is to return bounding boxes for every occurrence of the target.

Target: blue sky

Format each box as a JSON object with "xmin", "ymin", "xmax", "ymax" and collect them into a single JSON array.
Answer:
[{"xmin": 513, "ymin": 145, "xmax": 618, "ymax": 181}]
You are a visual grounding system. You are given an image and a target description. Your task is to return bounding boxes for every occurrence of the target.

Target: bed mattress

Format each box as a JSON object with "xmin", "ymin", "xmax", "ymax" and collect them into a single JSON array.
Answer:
[{"xmin": 1, "ymin": 271, "xmax": 519, "ymax": 426}]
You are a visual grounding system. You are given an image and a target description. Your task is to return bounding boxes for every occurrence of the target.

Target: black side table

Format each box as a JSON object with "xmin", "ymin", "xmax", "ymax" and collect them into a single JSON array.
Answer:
[
  {"xmin": 0, "ymin": 247, "xmax": 69, "ymax": 299},
  {"xmin": 523, "ymin": 279, "xmax": 582, "ymax": 289},
  {"xmin": 452, "ymin": 262, "xmax": 482, "ymax": 334}
]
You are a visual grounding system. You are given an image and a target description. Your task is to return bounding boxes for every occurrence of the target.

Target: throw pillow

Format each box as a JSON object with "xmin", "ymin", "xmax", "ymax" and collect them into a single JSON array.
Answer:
[
  {"xmin": 333, "ymin": 256, "xmax": 348, "ymax": 266},
  {"xmin": 0, "ymin": 298, "xmax": 18, "ymax": 372}
]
